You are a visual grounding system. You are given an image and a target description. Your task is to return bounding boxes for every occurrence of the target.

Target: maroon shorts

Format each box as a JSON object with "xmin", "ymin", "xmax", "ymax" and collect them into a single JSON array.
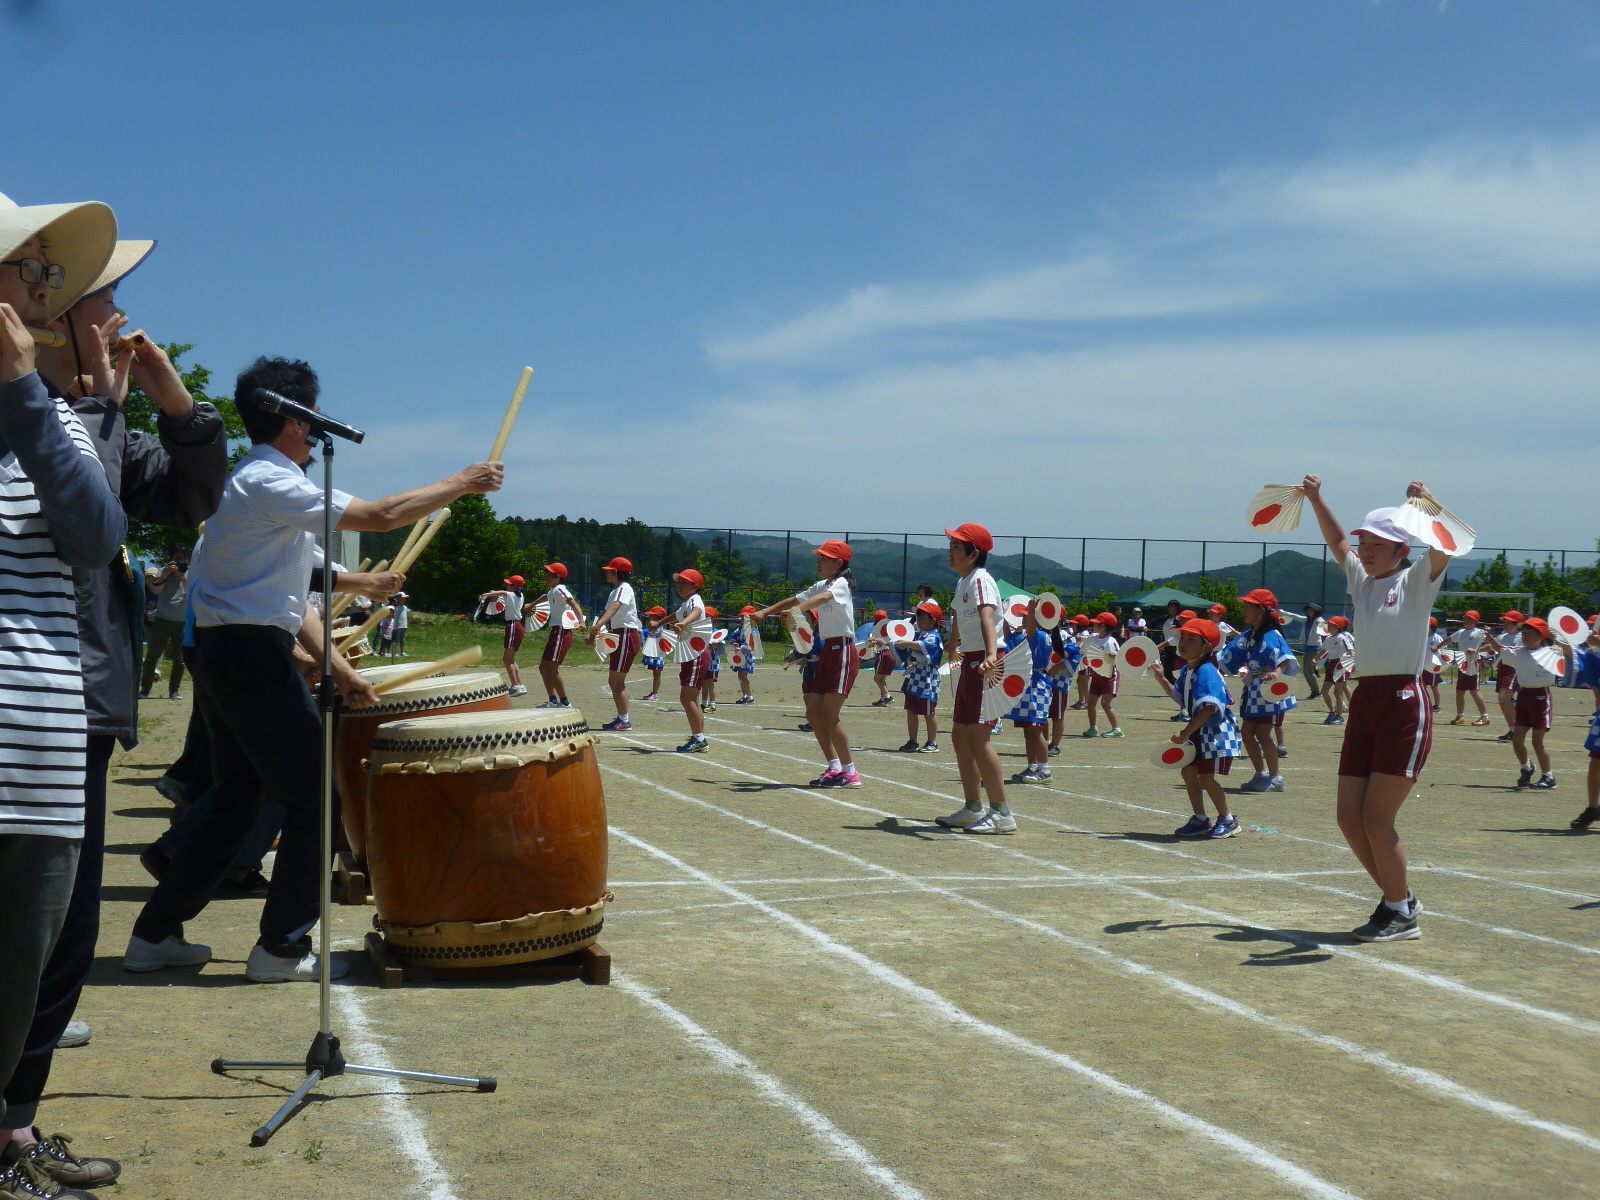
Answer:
[
  {"xmin": 1422, "ymin": 671, "xmax": 1440, "ymax": 686},
  {"xmin": 1049, "ymin": 690, "xmax": 1068, "ymax": 720},
  {"xmin": 1088, "ymin": 670, "xmax": 1118, "ymax": 697},
  {"xmin": 608, "ymin": 627, "xmax": 642, "ymax": 674},
  {"xmin": 1456, "ymin": 669, "xmax": 1479, "ymax": 692},
  {"xmin": 1338, "ymin": 675, "xmax": 1433, "ymax": 780},
  {"xmin": 503, "ymin": 621, "xmax": 524, "ymax": 653},
  {"xmin": 874, "ymin": 650, "xmax": 895, "ymax": 677},
  {"xmin": 541, "ymin": 627, "xmax": 571, "ymax": 665},
  {"xmin": 1322, "ymin": 663, "xmax": 1337, "ymax": 686},
  {"xmin": 1514, "ymin": 686, "xmax": 1552, "ymax": 731},
  {"xmin": 1194, "ymin": 755, "xmax": 1232, "ymax": 776},
  {"xmin": 802, "ymin": 637, "xmax": 858, "ymax": 696},
  {"xmin": 679, "ymin": 649, "xmax": 712, "ymax": 689},
  {"xmin": 904, "ymin": 694, "xmax": 933, "ymax": 716},
  {"xmin": 1496, "ymin": 663, "xmax": 1518, "ymax": 694},
  {"xmin": 952, "ymin": 652, "xmax": 986, "ymax": 725}
]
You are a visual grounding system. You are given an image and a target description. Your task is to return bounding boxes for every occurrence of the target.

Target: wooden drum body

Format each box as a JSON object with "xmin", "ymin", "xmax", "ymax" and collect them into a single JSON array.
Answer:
[
  {"xmin": 335, "ymin": 668, "xmax": 510, "ymax": 862},
  {"xmin": 364, "ymin": 708, "xmax": 609, "ymax": 968}
]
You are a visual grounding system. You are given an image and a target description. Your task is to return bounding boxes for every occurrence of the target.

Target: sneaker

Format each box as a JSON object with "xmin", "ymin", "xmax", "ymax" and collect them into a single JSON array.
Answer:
[
  {"xmin": 1333, "ymin": 715, "xmax": 1345, "ymax": 724},
  {"xmin": 137, "ymin": 690, "xmax": 150, "ymax": 700},
  {"xmin": 898, "ymin": 739, "xmax": 920, "ymax": 752},
  {"xmin": 809, "ymin": 768, "xmax": 843, "ymax": 787},
  {"xmin": 167, "ymin": 691, "xmax": 181, "ymax": 701},
  {"xmin": 935, "ymin": 805, "xmax": 987, "ymax": 828},
  {"xmin": 1082, "ymin": 727, "xmax": 1099, "ymax": 738},
  {"xmin": 1069, "ymin": 700, "xmax": 1087, "ymax": 710},
  {"xmin": 1174, "ymin": 814, "xmax": 1213, "ymax": 838},
  {"xmin": 641, "ymin": 691, "xmax": 658, "ymax": 701},
  {"xmin": 735, "ymin": 696, "xmax": 755, "ymax": 705},
  {"xmin": 1517, "ymin": 765, "xmax": 1535, "ymax": 788},
  {"xmin": 964, "ymin": 809, "xmax": 1017, "ymax": 834},
  {"xmin": 1099, "ymin": 728, "xmax": 1124, "ymax": 738},
  {"xmin": 918, "ymin": 741, "xmax": 939, "ymax": 753},
  {"xmin": 1471, "ymin": 716, "xmax": 1492, "ymax": 727},
  {"xmin": 1352, "ymin": 905, "xmax": 1421, "ymax": 943},
  {"xmin": 1431, "ymin": 704, "xmax": 1441, "ymax": 712},
  {"xmin": 152, "ymin": 774, "xmax": 184, "ymax": 804},
  {"xmin": 1047, "ymin": 742, "xmax": 1061, "ymax": 757},
  {"xmin": 870, "ymin": 696, "xmax": 893, "ymax": 707},
  {"xmin": 798, "ymin": 722, "xmax": 813, "ymax": 732},
  {"xmin": 676, "ymin": 737, "xmax": 709, "ymax": 753},
  {"xmin": 215, "ymin": 870, "xmax": 271, "ymax": 898},
  {"xmin": 1497, "ymin": 730, "xmax": 1515, "ymax": 742},
  {"xmin": 245, "ymin": 944, "xmax": 349, "ymax": 983},
  {"xmin": 0, "ymin": 1156, "xmax": 97, "ymax": 1199},
  {"xmin": 55, "ymin": 1021, "xmax": 90, "ymax": 1049},
  {"xmin": 1449, "ymin": 716, "xmax": 1466, "ymax": 726},
  {"xmin": 535, "ymin": 697, "xmax": 560, "ymax": 708},
  {"xmin": 1238, "ymin": 772, "xmax": 1272, "ymax": 793},
  {"xmin": 1266, "ymin": 776, "xmax": 1285, "ymax": 792},
  {"xmin": 1322, "ymin": 712, "xmax": 1341, "ymax": 725},
  {"xmin": 600, "ymin": 717, "xmax": 632, "ymax": 731},
  {"xmin": 1208, "ymin": 814, "xmax": 1241, "ymax": 838},
  {"xmin": 1169, "ymin": 713, "xmax": 1187, "ymax": 722},
  {"xmin": 703, "ymin": 702, "xmax": 717, "ymax": 712},
  {"xmin": 138, "ymin": 844, "xmax": 169, "ymax": 882},
  {"xmin": 1531, "ymin": 774, "xmax": 1557, "ymax": 790},
  {"xmin": 1010, "ymin": 766, "xmax": 1042, "ymax": 784},
  {"xmin": 1570, "ymin": 806, "xmax": 1600, "ymax": 829},
  {"xmin": 1275, "ymin": 745, "xmax": 1288, "ymax": 757},
  {"xmin": 507, "ymin": 684, "xmax": 527, "ymax": 697},
  {"xmin": 123, "ymin": 934, "xmax": 210, "ymax": 972},
  {"xmin": 559, "ymin": 698, "xmax": 571, "ymax": 707},
  {"xmin": 3, "ymin": 1129, "xmax": 120, "ymax": 1189},
  {"xmin": 827, "ymin": 769, "xmax": 862, "ymax": 789}
]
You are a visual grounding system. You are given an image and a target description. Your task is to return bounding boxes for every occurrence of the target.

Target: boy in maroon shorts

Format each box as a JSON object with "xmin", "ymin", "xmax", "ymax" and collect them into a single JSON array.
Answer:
[
  {"xmin": 1484, "ymin": 617, "xmax": 1562, "ymax": 789},
  {"xmin": 1492, "ymin": 610, "xmax": 1525, "ymax": 740},
  {"xmin": 1304, "ymin": 475, "xmax": 1457, "ymax": 943},
  {"xmin": 531, "ymin": 563, "xmax": 582, "ymax": 708}
]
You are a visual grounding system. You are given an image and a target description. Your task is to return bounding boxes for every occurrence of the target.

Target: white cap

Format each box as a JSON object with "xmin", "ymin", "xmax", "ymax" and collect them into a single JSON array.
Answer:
[{"xmin": 1350, "ymin": 507, "xmax": 1412, "ymax": 545}]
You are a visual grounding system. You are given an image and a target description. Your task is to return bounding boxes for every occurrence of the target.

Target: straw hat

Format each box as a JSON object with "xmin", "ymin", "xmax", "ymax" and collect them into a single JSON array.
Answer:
[
  {"xmin": 83, "ymin": 239, "xmax": 156, "ymax": 296},
  {"xmin": 0, "ymin": 192, "xmax": 117, "ymax": 320}
]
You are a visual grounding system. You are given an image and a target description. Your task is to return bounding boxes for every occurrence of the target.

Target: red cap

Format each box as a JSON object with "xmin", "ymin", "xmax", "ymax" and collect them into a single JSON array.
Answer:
[
  {"xmin": 1523, "ymin": 617, "xmax": 1549, "ymax": 637},
  {"xmin": 1429, "ymin": 617, "xmax": 1438, "ymax": 627},
  {"xmin": 1327, "ymin": 615, "xmax": 1350, "ymax": 629},
  {"xmin": 873, "ymin": 609, "xmax": 887, "ymax": 620},
  {"xmin": 675, "ymin": 568, "xmax": 704, "ymax": 587},
  {"xmin": 504, "ymin": 574, "xmax": 525, "ymax": 587},
  {"xmin": 1209, "ymin": 603, "xmax": 1227, "ymax": 615},
  {"xmin": 1179, "ymin": 609, "xmax": 1197, "ymax": 621},
  {"xmin": 1095, "ymin": 611, "xmax": 1118, "ymax": 627},
  {"xmin": 740, "ymin": 604, "xmax": 758, "ymax": 615},
  {"xmin": 1239, "ymin": 588, "xmax": 1277, "ymax": 609},
  {"xmin": 1501, "ymin": 610, "xmax": 1524, "ymax": 623},
  {"xmin": 704, "ymin": 606, "xmax": 718, "ymax": 618},
  {"xmin": 916, "ymin": 600, "xmax": 942, "ymax": 620},
  {"xmin": 646, "ymin": 606, "xmax": 667, "ymax": 617},
  {"xmin": 1463, "ymin": 610, "xmax": 1480, "ymax": 621},
  {"xmin": 816, "ymin": 539, "xmax": 852, "ymax": 561},
  {"xmin": 1070, "ymin": 614, "xmax": 1091, "ymax": 626},
  {"xmin": 543, "ymin": 563, "xmax": 568, "ymax": 579},
  {"xmin": 602, "ymin": 556, "xmax": 632, "ymax": 573},
  {"xmin": 943, "ymin": 523, "xmax": 994, "ymax": 553},
  {"xmin": 1181, "ymin": 619, "xmax": 1222, "ymax": 649}
]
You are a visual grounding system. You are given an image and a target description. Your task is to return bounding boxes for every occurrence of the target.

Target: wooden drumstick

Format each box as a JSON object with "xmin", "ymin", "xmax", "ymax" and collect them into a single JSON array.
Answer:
[
  {"xmin": 488, "ymin": 367, "xmax": 533, "ymax": 463},
  {"xmin": 327, "ymin": 558, "xmax": 390, "ymax": 622},
  {"xmin": 335, "ymin": 604, "xmax": 391, "ymax": 652},
  {"xmin": 391, "ymin": 516, "xmax": 431, "ymax": 574},
  {"xmin": 370, "ymin": 644, "xmax": 482, "ymax": 695},
  {"xmin": 27, "ymin": 327, "xmax": 65, "ymax": 348},
  {"xmin": 391, "ymin": 507, "xmax": 449, "ymax": 574}
]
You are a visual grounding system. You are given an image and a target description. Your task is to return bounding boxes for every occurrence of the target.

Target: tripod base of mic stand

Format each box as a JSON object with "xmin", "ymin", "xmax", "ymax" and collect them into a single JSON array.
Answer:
[{"xmin": 214, "ymin": 1032, "xmax": 496, "ymax": 1146}]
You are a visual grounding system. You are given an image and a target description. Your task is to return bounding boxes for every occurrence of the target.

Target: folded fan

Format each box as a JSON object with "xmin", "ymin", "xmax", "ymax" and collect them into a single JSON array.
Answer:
[
  {"xmin": 1398, "ymin": 493, "xmax": 1476, "ymax": 555},
  {"xmin": 1084, "ymin": 649, "xmax": 1115, "ymax": 677},
  {"xmin": 1244, "ymin": 484, "xmax": 1306, "ymax": 533},
  {"xmin": 788, "ymin": 614, "xmax": 816, "ymax": 655},
  {"xmin": 525, "ymin": 600, "xmax": 550, "ymax": 631},
  {"xmin": 980, "ymin": 641, "xmax": 1034, "ymax": 722},
  {"xmin": 594, "ymin": 629, "xmax": 620, "ymax": 660}
]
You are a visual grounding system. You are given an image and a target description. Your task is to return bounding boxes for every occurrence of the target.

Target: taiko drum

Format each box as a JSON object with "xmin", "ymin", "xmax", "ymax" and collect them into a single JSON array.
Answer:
[
  {"xmin": 363, "ymin": 707, "xmax": 609, "ymax": 968},
  {"xmin": 335, "ymin": 668, "xmax": 510, "ymax": 861}
]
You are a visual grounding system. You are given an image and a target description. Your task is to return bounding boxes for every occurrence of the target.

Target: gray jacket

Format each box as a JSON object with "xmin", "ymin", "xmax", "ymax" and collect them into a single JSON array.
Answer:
[{"xmin": 63, "ymin": 391, "xmax": 228, "ymax": 745}]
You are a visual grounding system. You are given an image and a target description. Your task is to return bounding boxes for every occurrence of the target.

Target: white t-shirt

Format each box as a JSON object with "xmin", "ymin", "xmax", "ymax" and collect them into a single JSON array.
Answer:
[
  {"xmin": 503, "ymin": 587, "xmax": 524, "ymax": 625},
  {"xmin": 546, "ymin": 583, "xmax": 574, "ymax": 630},
  {"xmin": 1344, "ymin": 551, "xmax": 1445, "ymax": 678},
  {"xmin": 953, "ymin": 568, "xmax": 1000, "ymax": 657},
  {"xmin": 607, "ymin": 581, "xmax": 640, "ymax": 630},
  {"xmin": 1162, "ymin": 616, "xmax": 1185, "ymax": 646},
  {"xmin": 676, "ymin": 592, "xmax": 705, "ymax": 625},
  {"xmin": 1083, "ymin": 631, "xmax": 1120, "ymax": 658},
  {"xmin": 1504, "ymin": 643, "xmax": 1564, "ymax": 688},
  {"xmin": 796, "ymin": 575, "xmax": 854, "ymax": 640},
  {"xmin": 1452, "ymin": 626, "xmax": 1486, "ymax": 655}
]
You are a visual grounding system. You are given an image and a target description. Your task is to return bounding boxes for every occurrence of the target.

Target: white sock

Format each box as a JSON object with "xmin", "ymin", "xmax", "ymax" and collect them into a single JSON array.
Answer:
[
  {"xmin": 692, "ymin": 732, "xmax": 705, "ymax": 742},
  {"xmin": 840, "ymin": 761, "xmax": 855, "ymax": 773},
  {"xmin": 826, "ymin": 758, "xmax": 841, "ymax": 772}
]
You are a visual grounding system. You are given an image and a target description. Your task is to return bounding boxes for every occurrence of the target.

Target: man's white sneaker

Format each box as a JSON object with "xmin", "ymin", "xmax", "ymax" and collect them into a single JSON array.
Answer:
[
  {"xmin": 965, "ymin": 810, "xmax": 1017, "ymax": 835},
  {"xmin": 123, "ymin": 934, "xmax": 211, "ymax": 972},
  {"xmin": 245, "ymin": 945, "xmax": 350, "ymax": 983},
  {"xmin": 935, "ymin": 805, "xmax": 988, "ymax": 828}
]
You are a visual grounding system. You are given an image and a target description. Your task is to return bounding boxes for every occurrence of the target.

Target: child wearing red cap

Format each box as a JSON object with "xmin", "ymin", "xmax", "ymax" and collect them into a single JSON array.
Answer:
[
  {"xmin": 1447, "ymin": 610, "xmax": 1492, "ymax": 727},
  {"xmin": 1210, "ymin": 603, "xmax": 1239, "ymax": 648},
  {"xmin": 1304, "ymin": 474, "xmax": 1455, "ymax": 942},
  {"xmin": 1422, "ymin": 617, "xmax": 1445, "ymax": 712},
  {"xmin": 1483, "ymin": 617, "xmax": 1564, "ymax": 789},
  {"xmin": 698, "ymin": 606, "xmax": 722, "ymax": 712},
  {"xmin": 1314, "ymin": 616, "xmax": 1355, "ymax": 724},
  {"xmin": 1045, "ymin": 623, "xmax": 1081, "ymax": 755},
  {"xmin": 1069, "ymin": 613, "xmax": 1093, "ymax": 711},
  {"xmin": 1153, "ymin": 619, "xmax": 1244, "ymax": 838},
  {"xmin": 587, "ymin": 557, "xmax": 642, "ymax": 730},
  {"xmin": 671, "ymin": 569, "xmax": 712, "ymax": 751},
  {"xmin": 479, "ymin": 573, "xmax": 532, "ymax": 697},
  {"xmin": 867, "ymin": 609, "xmax": 896, "ymax": 706},
  {"xmin": 935, "ymin": 523, "xmax": 1014, "ymax": 833},
  {"xmin": 894, "ymin": 601, "xmax": 944, "ymax": 752},
  {"xmin": 753, "ymin": 540, "xmax": 861, "ymax": 787},
  {"xmin": 1217, "ymin": 589, "xmax": 1296, "ymax": 792},
  {"xmin": 529, "ymin": 563, "xmax": 583, "ymax": 707},
  {"xmin": 1004, "ymin": 599, "xmax": 1056, "ymax": 782},
  {"xmin": 1081, "ymin": 612, "xmax": 1122, "ymax": 738},
  {"xmin": 1492, "ymin": 610, "xmax": 1525, "ymax": 740},
  {"xmin": 640, "ymin": 606, "xmax": 669, "ymax": 700},
  {"xmin": 729, "ymin": 605, "xmax": 761, "ymax": 705}
]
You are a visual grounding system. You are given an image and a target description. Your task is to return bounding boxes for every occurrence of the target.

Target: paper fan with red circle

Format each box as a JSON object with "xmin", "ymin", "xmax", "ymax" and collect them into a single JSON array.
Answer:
[
  {"xmin": 1003, "ymin": 594, "xmax": 1033, "ymax": 627},
  {"xmin": 594, "ymin": 629, "xmax": 621, "ymax": 659},
  {"xmin": 1244, "ymin": 484, "xmax": 1306, "ymax": 533},
  {"xmin": 727, "ymin": 646, "xmax": 749, "ymax": 670},
  {"xmin": 789, "ymin": 619, "xmax": 816, "ymax": 655},
  {"xmin": 1264, "ymin": 677, "xmax": 1294, "ymax": 701},
  {"xmin": 981, "ymin": 641, "xmax": 1035, "ymax": 722},
  {"xmin": 560, "ymin": 608, "xmax": 580, "ymax": 629},
  {"xmin": 525, "ymin": 600, "xmax": 550, "ymax": 630},
  {"xmin": 1393, "ymin": 493, "xmax": 1476, "ymax": 556},
  {"xmin": 1548, "ymin": 606, "xmax": 1590, "ymax": 647},
  {"xmin": 1084, "ymin": 649, "xmax": 1115, "ymax": 677},
  {"xmin": 711, "ymin": 629, "xmax": 727, "ymax": 645},
  {"xmin": 1151, "ymin": 741, "xmax": 1196, "ymax": 770},
  {"xmin": 1034, "ymin": 594, "xmax": 1063, "ymax": 629},
  {"xmin": 883, "ymin": 618, "xmax": 915, "ymax": 643},
  {"xmin": 1117, "ymin": 635, "xmax": 1159, "ymax": 673}
]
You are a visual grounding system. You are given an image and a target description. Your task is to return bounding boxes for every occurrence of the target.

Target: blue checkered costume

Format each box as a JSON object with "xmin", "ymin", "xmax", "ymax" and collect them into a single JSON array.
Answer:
[
  {"xmin": 1003, "ymin": 627, "xmax": 1052, "ymax": 725},
  {"xmin": 728, "ymin": 625, "xmax": 756, "ymax": 674},
  {"xmin": 897, "ymin": 629, "xmax": 943, "ymax": 703},
  {"xmin": 1175, "ymin": 658, "xmax": 1243, "ymax": 762},
  {"xmin": 641, "ymin": 623, "xmax": 667, "ymax": 670},
  {"xmin": 1576, "ymin": 649, "xmax": 1600, "ymax": 755},
  {"xmin": 1218, "ymin": 626, "xmax": 1297, "ymax": 719},
  {"xmin": 1048, "ymin": 631, "xmax": 1080, "ymax": 691}
]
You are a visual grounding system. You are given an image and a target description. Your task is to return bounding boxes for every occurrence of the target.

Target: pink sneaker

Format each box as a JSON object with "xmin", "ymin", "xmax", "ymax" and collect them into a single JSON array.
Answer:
[
  {"xmin": 829, "ymin": 769, "xmax": 862, "ymax": 789},
  {"xmin": 809, "ymin": 768, "xmax": 843, "ymax": 788}
]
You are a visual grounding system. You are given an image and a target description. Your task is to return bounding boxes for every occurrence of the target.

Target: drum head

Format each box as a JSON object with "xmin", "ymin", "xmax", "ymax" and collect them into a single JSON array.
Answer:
[
  {"xmin": 347, "ymin": 670, "xmax": 508, "ymax": 718},
  {"xmin": 357, "ymin": 660, "xmax": 434, "ymax": 684},
  {"xmin": 367, "ymin": 706, "xmax": 597, "ymax": 774}
]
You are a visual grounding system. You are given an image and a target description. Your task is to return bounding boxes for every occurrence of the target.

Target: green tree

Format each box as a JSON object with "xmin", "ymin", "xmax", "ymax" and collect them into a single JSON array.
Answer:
[
  {"xmin": 1513, "ymin": 557, "xmax": 1593, "ymax": 616},
  {"xmin": 404, "ymin": 494, "xmax": 543, "ymax": 613},
  {"xmin": 1186, "ymin": 576, "xmax": 1243, "ymax": 626}
]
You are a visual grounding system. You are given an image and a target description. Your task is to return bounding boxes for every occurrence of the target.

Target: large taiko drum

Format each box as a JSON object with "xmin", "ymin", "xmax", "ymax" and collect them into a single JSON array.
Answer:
[
  {"xmin": 363, "ymin": 707, "xmax": 610, "ymax": 968},
  {"xmin": 336, "ymin": 669, "xmax": 511, "ymax": 861}
]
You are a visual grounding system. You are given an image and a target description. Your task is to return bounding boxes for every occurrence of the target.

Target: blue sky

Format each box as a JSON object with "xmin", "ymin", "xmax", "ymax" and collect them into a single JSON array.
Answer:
[{"xmin": 11, "ymin": 1, "xmax": 1600, "ymax": 553}]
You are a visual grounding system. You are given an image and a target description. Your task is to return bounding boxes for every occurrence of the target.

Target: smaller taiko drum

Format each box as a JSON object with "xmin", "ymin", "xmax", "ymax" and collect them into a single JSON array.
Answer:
[
  {"xmin": 336, "ymin": 669, "xmax": 511, "ymax": 861},
  {"xmin": 364, "ymin": 707, "xmax": 610, "ymax": 968}
]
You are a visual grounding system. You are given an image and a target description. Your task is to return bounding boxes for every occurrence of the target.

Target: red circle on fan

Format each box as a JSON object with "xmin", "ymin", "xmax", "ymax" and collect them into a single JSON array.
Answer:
[
  {"xmin": 1559, "ymin": 614, "xmax": 1583, "ymax": 636},
  {"xmin": 887, "ymin": 620, "xmax": 913, "ymax": 640},
  {"xmin": 688, "ymin": 635, "xmax": 709, "ymax": 653},
  {"xmin": 489, "ymin": 598, "xmax": 505, "ymax": 614},
  {"xmin": 1037, "ymin": 598, "xmax": 1059, "ymax": 621},
  {"xmin": 1430, "ymin": 520, "xmax": 1457, "ymax": 552},
  {"xmin": 728, "ymin": 648, "xmax": 746, "ymax": 668},
  {"xmin": 1007, "ymin": 598, "xmax": 1029, "ymax": 619},
  {"xmin": 1161, "ymin": 746, "xmax": 1186, "ymax": 764},
  {"xmin": 1123, "ymin": 646, "xmax": 1148, "ymax": 668},
  {"xmin": 1088, "ymin": 656, "xmax": 1104, "ymax": 670},
  {"xmin": 794, "ymin": 627, "xmax": 814, "ymax": 651},
  {"xmin": 1002, "ymin": 675, "xmax": 1027, "ymax": 697},
  {"xmin": 1268, "ymin": 680, "xmax": 1291, "ymax": 698},
  {"xmin": 1250, "ymin": 504, "xmax": 1282, "ymax": 528},
  {"xmin": 1049, "ymin": 652, "xmax": 1062, "ymax": 664}
]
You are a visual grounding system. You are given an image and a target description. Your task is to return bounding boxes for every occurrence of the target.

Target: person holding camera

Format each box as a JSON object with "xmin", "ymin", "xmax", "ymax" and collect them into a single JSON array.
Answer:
[{"xmin": 140, "ymin": 546, "xmax": 190, "ymax": 699}]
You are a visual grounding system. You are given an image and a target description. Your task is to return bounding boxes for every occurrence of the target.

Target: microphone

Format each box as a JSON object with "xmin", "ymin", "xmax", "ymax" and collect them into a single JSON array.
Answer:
[{"xmin": 251, "ymin": 388, "xmax": 366, "ymax": 444}]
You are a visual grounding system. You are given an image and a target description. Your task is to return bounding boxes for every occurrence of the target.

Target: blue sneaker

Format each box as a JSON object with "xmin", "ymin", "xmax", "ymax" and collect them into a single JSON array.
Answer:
[
  {"xmin": 1238, "ymin": 772, "xmax": 1272, "ymax": 792},
  {"xmin": 1174, "ymin": 814, "xmax": 1213, "ymax": 838},
  {"xmin": 601, "ymin": 717, "xmax": 631, "ymax": 731},
  {"xmin": 1208, "ymin": 814, "xmax": 1240, "ymax": 838}
]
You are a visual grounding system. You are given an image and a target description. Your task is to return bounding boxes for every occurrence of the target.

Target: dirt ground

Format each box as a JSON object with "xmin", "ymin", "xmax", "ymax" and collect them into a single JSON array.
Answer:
[{"xmin": 50, "ymin": 657, "xmax": 1600, "ymax": 1200}]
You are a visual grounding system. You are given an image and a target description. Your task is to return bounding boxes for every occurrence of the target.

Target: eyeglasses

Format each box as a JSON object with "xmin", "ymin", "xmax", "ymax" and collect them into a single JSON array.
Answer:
[{"xmin": 1, "ymin": 258, "xmax": 66, "ymax": 289}]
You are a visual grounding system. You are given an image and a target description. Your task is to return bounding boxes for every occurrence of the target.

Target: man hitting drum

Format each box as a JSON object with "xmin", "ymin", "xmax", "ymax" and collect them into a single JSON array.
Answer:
[{"xmin": 125, "ymin": 356, "xmax": 505, "ymax": 983}]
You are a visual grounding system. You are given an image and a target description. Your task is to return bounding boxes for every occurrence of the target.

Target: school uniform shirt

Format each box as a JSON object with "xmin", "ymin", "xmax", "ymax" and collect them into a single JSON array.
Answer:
[
  {"xmin": 543, "ymin": 584, "xmax": 573, "ymax": 631},
  {"xmin": 1503, "ymin": 643, "xmax": 1564, "ymax": 689},
  {"xmin": 1173, "ymin": 659, "xmax": 1244, "ymax": 762},
  {"xmin": 1343, "ymin": 552, "xmax": 1446, "ymax": 678},
  {"xmin": 606, "ymin": 581, "xmax": 640, "ymax": 631},
  {"xmin": 1451, "ymin": 626, "xmax": 1485, "ymax": 674},
  {"xmin": 1218, "ymin": 626, "xmax": 1297, "ymax": 717},
  {"xmin": 503, "ymin": 587, "xmax": 524, "ymax": 626},
  {"xmin": 795, "ymin": 576, "xmax": 855, "ymax": 640},
  {"xmin": 1318, "ymin": 630, "xmax": 1356, "ymax": 676},
  {"xmin": 1162, "ymin": 617, "xmax": 1185, "ymax": 647},
  {"xmin": 952, "ymin": 568, "xmax": 1000, "ymax": 656},
  {"xmin": 898, "ymin": 629, "xmax": 944, "ymax": 702},
  {"xmin": 1002, "ymin": 627, "xmax": 1052, "ymax": 723}
]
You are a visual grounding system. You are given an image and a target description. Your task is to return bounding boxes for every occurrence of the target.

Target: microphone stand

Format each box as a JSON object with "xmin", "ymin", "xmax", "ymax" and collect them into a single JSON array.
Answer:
[{"xmin": 210, "ymin": 428, "xmax": 496, "ymax": 1146}]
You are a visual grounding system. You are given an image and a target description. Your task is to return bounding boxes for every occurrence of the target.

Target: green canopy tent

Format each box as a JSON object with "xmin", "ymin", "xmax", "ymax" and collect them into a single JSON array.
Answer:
[
  {"xmin": 989, "ymin": 577, "xmax": 1035, "ymax": 602},
  {"xmin": 1115, "ymin": 585, "xmax": 1215, "ymax": 611}
]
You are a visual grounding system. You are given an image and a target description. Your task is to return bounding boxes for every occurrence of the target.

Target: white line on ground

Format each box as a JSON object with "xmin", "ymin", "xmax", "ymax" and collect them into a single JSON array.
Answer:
[
  {"xmin": 604, "ymin": 760, "xmax": 1600, "ymax": 1156},
  {"xmin": 607, "ymin": 817, "xmax": 1367, "ymax": 1200},
  {"xmin": 613, "ymin": 971, "xmax": 930, "ymax": 1200}
]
